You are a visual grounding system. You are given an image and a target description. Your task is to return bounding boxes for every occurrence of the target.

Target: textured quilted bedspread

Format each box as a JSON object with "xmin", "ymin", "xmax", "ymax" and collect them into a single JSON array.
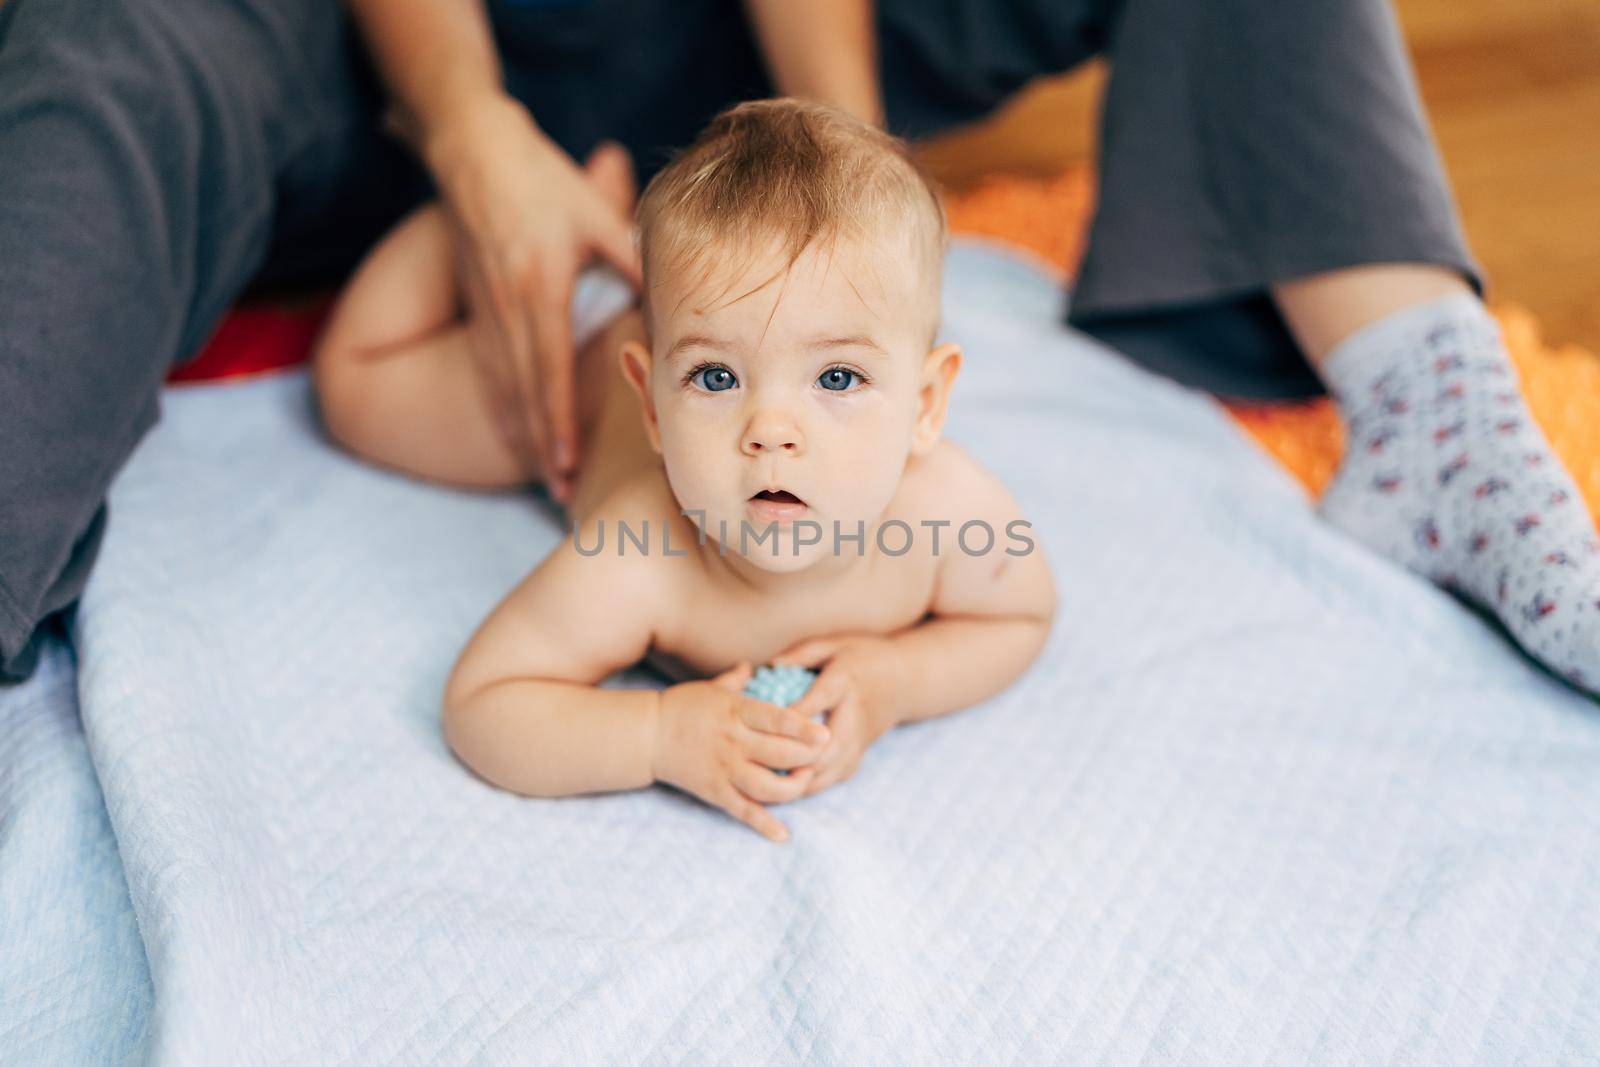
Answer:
[{"xmin": 9, "ymin": 240, "xmax": 1600, "ymax": 1064}]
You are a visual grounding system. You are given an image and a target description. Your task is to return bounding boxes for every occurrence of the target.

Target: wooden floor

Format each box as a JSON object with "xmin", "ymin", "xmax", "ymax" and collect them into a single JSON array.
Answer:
[{"xmin": 916, "ymin": 0, "xmax": 1600, "ymax": 352}]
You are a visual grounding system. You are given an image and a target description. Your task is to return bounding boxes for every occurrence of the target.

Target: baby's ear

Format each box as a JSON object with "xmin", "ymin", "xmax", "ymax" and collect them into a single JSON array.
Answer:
[
  {"xmin": 618, "ymin": 340, "xmax": 663, "ymax": 454},
  {"xmin": 910, "ymin": 342, "xmax": 962, "ymax": 454}
]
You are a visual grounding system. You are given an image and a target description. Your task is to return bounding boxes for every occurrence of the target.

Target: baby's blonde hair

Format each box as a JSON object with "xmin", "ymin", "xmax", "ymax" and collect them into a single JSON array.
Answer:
[{"xmin": 635, "ymin": 97, "xmax": 948, "ymax": 345}]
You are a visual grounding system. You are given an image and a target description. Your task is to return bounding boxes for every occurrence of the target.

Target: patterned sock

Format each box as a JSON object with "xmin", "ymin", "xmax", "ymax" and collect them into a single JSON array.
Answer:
[{"xmin": 1316, "ymin": 291, "xmax": 1600, "ymax": 694}]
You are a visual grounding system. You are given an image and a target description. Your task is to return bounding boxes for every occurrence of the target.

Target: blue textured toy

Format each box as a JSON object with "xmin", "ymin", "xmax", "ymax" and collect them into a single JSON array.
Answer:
[{"xmin": 743, "ymin": 664, "xmax": 823, "ymax": 777}]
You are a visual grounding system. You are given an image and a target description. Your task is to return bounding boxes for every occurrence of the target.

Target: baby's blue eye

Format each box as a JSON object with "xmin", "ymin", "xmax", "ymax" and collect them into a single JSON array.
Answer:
[
  {"xmin": 695, "ymin": 366, "xmax": 737, "ymax": 392},
  {"xmin": 818, "ymin": 367, "xmax": 856, "ymax": 391}
]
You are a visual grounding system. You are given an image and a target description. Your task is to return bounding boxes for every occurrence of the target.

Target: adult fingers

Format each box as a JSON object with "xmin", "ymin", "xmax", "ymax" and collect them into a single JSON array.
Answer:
[
  {"xmin": 739, "ymin": 699, "xmax": 830, "ymax": 746},
  {"xmin": 460, "ymin": 239, "xmax": 544, "ymax": 476},
  {"xmin": 453, "ymin": 238, "xmax": 524, "ymax": 446},
  {"xmin": 527, "ymin": 259, "xmax": 580, "ymax": 487}
]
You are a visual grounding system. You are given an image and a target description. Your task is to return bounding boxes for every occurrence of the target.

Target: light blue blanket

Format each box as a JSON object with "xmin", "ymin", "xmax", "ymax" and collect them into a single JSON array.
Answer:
[
  {"xmin": 0, "ymin": 637, "xmax": 151, "ymax": 1062},
  {"xmin": 5, "ymin": 240, "xmax": 1598, "ymax": 1063}
]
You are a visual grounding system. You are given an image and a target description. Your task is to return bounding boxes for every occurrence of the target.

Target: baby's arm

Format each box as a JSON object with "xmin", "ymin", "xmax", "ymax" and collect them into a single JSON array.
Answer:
[
  {"xmin": 444, "ymin": 506, "xmax": 831, "ymax": 839},
  {"xmin": 774, "ymin": 454, "xmax": 1054, "ymax": 793},
  {"xmin": 883, "ymin": 464, "xmax": 1056, "ymax": 727},
  {"xmin": 443, "ymin": 531, "xmax": 661, "ymax": 796}
]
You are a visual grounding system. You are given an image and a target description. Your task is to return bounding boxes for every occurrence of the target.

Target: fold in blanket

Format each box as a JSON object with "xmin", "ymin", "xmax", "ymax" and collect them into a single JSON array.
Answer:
[{"xmin": 0, "ymin": 636, "xmax": 152, "ymax": 1063}]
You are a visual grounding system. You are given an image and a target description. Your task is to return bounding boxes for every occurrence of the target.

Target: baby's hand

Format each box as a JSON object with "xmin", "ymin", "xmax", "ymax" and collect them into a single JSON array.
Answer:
[
  {"xmin": 772, "ymin": 634, "xmax": 906, "ymax": 797},
  {"xmin": 651, "ymin": 661, "xmax": 831, "ymax": 843}
]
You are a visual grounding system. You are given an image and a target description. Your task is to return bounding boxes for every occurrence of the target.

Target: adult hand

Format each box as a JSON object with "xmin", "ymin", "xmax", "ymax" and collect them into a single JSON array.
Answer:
[{"xmin": 422, "ymin": 94, "xmax": 643, "ymax": 501}]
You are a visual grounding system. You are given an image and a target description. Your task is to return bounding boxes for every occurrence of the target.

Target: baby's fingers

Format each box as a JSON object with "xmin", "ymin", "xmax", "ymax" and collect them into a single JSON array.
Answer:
[
  {"xmin": 733, "ymin": 760, "xmax": 816, "ymax": 804},
  {"xmin": 715, "ymin": 783, "xmax": 792, "ymax": 843},
  {"xmin": 740, "ymin": 727, "xmax": 826, "ymax": 770},
  {"xmin": 790, "ymin": 669, "xmax": 847, "ymax": 720},
  {"xmin": 771, "ymin": 636, "xmax": 840, "ymax": 669},
  {"xmin": 802, "ymin": 766, "xmax": 839, "ymax": 798},
  {"xmin": 710, "ymin": 660, "xmax": 754, "ymax": 694},
  {"xmin": 740, "ymin": 699, "xmax": 830, "ymax": 747}
]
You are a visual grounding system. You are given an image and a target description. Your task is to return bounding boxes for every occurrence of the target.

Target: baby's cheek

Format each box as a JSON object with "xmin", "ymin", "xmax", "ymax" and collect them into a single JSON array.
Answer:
[
  {"xmin": 659, "ymin": 448, "xmax": 749, "ymax": 548},
  {"xmin": 659, "ymin": 453, "xmax": 716, "ymax": 517},
  {"xmin": 825, "ymin": 483, "xmax": 901, "ymax": 543},
  {"xmin": 836, "ymin": 434, "xmax": 913, "ymax": 523}
]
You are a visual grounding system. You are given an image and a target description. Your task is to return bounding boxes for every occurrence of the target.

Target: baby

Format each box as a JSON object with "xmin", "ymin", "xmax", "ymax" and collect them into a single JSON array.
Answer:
[{"xmin": 312, "ymin": 99, "xmax": 1056, "ymax": 842}]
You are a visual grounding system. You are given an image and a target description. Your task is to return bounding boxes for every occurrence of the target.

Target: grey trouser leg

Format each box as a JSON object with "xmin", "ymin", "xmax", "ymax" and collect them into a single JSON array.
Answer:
[
  {"xmin": 878, "ymin": 0, "xmax": 1481, "ymax": 399},
  {"xmin": 0, "ymin": 0, "xmax": 417, "ymax": 680}
]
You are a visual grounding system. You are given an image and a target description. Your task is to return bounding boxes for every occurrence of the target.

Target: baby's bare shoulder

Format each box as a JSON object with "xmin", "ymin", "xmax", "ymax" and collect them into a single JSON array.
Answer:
[
  {"xmin": 575, "ymin": 471, "xmax": 701, "ymax": 584},
  {"xmin": 583, "ymin": 467, "xmax": 679, "ymax": 528},
  {"xmin": 898, "ymin": 440, "xmax": 1018, "ymax": 522},
  {"xmin": 902, "ymin": 441, "xmax": 1053, "ymax": 618}
]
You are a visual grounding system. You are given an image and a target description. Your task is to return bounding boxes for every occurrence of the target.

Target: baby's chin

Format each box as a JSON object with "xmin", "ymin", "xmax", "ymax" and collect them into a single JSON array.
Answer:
[
  {"xmin": 720, "ymin": 539, "xmax": 837, "ymax": 574},
  {"xmin": 689, "ymin": 516, "xmax": 833, "ymax": 571}
]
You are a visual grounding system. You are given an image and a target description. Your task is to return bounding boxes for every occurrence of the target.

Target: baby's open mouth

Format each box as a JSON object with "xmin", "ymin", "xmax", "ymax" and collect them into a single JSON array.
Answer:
[{"xmin": 752, "ymin": 489, "xmax": 804, "ymax": 505}]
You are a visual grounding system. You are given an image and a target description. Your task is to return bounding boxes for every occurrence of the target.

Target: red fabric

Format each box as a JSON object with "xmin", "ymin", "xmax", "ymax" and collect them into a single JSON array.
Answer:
[{"xmin": 165, "ymin": 300, "xmax": 334, "ymax": 384}]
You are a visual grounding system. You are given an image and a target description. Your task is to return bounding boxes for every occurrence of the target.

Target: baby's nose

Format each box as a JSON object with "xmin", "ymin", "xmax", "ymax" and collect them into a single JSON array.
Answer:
[{"xmin": 741, "ymin": 409, "xmax": 804, "ymax": 455}]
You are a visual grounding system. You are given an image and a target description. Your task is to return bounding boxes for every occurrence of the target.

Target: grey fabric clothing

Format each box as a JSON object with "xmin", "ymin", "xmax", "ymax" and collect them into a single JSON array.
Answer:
[
  {"xmin": 0, "ymin": 0, "xmax": 408, "ymax": 681},
  {"xmin": 877, "ymin": 0, "xmax": 1482, "ymax": 396},
  {"xmin": 1074, "ymin": 0, "xmax": 1482, "ymax": 394},
  {"xmin": 0, "ymin": 0, "xmax": 1479, "ymax": 680}
]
